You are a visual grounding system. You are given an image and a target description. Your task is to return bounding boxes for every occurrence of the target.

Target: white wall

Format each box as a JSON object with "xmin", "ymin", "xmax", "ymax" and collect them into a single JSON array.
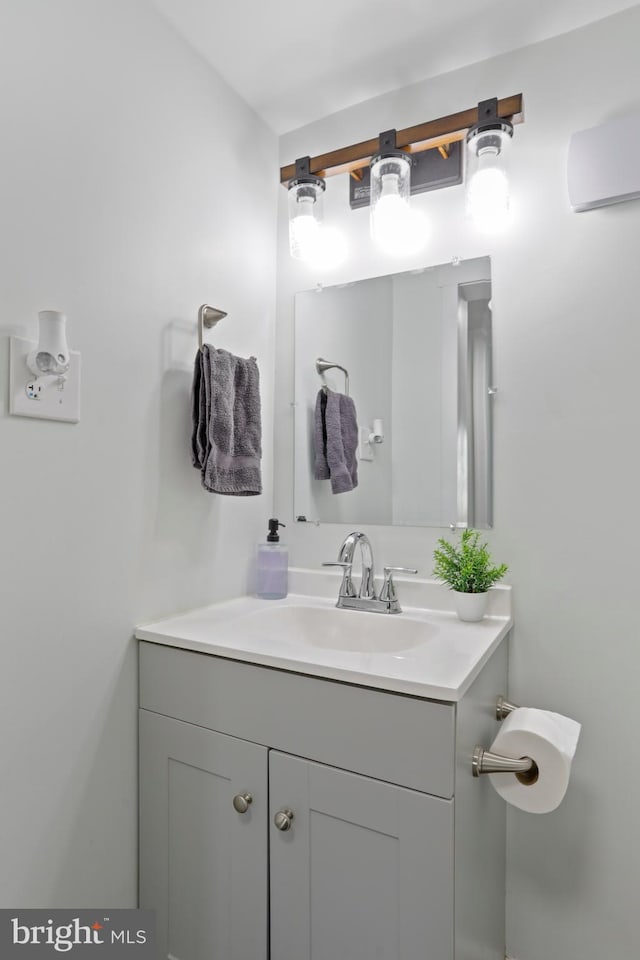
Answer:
[
  {"xmin": 0, "ymin": 0, "xmax": 276, "ymax": 907},
  {"xmin": 275, "ymin": 8, "xmax": 640, "ymax": 959}
]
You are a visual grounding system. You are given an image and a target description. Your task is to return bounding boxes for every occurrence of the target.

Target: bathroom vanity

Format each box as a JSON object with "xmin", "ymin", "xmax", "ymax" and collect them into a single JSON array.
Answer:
[{"xmin": 137, "ymin": 573, "xmax": 511, "ymax": 960}]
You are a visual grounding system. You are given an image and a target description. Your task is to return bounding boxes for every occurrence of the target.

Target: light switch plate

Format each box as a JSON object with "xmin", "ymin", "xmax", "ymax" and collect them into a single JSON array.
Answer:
[{"xmin": 9, "ymin": 336, "xmax": 81, "ymax": 423}]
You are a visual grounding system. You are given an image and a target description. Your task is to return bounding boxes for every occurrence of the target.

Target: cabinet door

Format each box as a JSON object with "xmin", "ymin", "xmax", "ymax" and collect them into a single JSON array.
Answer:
[
  {"xmin": 270, "ymin": 752, "xmax": 453, "ymax": 960},
  {"xmin": 139, "ymin": 710, "xmax": 268, "ymax": 960}
]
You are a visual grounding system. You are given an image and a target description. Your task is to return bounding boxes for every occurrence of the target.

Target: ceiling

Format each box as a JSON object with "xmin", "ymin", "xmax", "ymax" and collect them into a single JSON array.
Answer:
[{"xmin": 151, "ymin": 0, "xmax": 638, "ymax": 133}]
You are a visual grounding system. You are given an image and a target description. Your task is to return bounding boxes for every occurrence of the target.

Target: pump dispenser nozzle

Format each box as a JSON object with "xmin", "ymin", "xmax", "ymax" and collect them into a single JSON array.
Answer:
[{"xmin": 267, "ymin": 519, "xmax": 286, "ymax": 543}]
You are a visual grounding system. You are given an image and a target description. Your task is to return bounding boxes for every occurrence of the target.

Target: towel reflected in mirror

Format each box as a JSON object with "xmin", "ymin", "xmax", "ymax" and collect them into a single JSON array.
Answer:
[{"xmin": 313, "ymin": 387, "xmax": 358, "ymax": 494}]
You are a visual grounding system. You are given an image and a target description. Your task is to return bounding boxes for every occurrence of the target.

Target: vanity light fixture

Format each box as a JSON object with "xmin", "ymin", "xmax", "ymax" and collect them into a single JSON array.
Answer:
[
  {"xmin": 370, "ymin": 130, "xmax": 427, "ymax": 256},
  {"xmin": 465, "ymin": 97, "xmax": 513, "ymax": 232},
  {"xmin": 288, "ymin": 156, "xmax": 326, "ymax": 261},
  {"xmin": 281, "ymin": 95, "xmax": 522, "ymax": 258}
]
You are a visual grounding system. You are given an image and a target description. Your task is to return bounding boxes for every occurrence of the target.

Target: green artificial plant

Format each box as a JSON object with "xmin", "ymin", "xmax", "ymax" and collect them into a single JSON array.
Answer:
[{"xmin": 433, "ymin": 529, "xmax": 508, "ymax": 594}]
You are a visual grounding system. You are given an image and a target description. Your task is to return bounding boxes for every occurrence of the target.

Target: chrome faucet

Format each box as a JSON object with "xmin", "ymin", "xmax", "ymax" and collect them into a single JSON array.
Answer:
[
  {"xmin": 339, "ymin": 531, "xmax": 376, "ymax": 599},
  {"xmin": 323, "ymin": 531, "xmax": 418, "ymax": 614}
]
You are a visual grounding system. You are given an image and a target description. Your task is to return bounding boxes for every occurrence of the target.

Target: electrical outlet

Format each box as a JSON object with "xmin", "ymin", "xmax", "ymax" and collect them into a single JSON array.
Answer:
[
  {"xmin": 25, "ymin": 379, "xmax": 45, "ymax": 400},
  {"xmin": 9, "ymin": 336, "xmax": 81, "ymax": 423}
]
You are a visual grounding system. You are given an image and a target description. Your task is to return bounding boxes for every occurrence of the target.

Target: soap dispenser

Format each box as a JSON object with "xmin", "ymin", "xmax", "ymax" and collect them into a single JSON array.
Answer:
[{"xmin": 256, "ymin": 519, "xmax": 288, "ymax": 599}]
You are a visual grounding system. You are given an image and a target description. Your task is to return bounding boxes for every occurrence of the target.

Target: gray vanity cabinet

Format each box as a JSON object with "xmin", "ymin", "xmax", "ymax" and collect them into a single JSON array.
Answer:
[
  {"xmin": 139, "ymin": 709, "xmax": 269, "ymax": 960},
  {"xmin": 270, "ymin": 751, "xmax": 453, "ymax": 960},
  {"xmin": 139, "ymin": 640, "xmax": 507, "ymax": 960}
]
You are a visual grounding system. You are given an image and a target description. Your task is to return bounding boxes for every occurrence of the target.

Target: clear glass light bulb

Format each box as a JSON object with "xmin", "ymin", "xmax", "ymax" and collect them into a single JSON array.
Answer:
[
  {"xmin": 466, "ymin": 136, "xmax": 511, "ymax": 233},
  {"xmin": 289, "ymin": 195, "xmax": 320, "ymax": 261},
  {"xmin": 372, "ymin": 174, "xmax": 426, "ymax": 256},
  {"xmin": 372, "ymin": 173, "xmax": 403, "ymax": 229}
]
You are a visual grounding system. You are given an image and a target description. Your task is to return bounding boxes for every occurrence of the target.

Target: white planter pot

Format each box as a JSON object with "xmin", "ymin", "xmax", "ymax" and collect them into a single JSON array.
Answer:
[{"xmin": 453, "ymin": 591, "xmax": 489, "ymax": 622}]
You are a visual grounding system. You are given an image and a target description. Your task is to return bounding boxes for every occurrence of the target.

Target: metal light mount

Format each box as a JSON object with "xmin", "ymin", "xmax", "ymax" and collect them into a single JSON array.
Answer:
[
  {"xmin": 370, "ymin": 129, "xmax": 411, "ymax": 169},
  {"xmin": 289, "ymin": 155, "xmax": 326, "ymax": 193},
  {"xmin": 466, "ymin": 98, "xmax": 514, "ymax": 156}
]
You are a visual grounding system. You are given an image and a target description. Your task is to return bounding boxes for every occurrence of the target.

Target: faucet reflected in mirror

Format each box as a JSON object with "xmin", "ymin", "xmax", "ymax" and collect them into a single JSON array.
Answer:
[
  {"xmin": 294, "ymin": 255, "xmax": 494, "ymax": 530},
  {"xmin": 323, "ymin": 530, "xmax": 417, "ymax": 614}
]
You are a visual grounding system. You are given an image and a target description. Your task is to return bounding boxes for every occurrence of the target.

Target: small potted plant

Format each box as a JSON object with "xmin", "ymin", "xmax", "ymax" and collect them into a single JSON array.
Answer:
[{"xmin": 433, "ymin": 529, "xmax": 508, "ymax": 622}]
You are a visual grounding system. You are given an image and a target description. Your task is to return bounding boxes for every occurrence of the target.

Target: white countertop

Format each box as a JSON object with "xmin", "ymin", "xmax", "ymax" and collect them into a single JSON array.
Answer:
[{"xmin": 136, "ymin": 569, "xmax": 512, "ymax": 701}]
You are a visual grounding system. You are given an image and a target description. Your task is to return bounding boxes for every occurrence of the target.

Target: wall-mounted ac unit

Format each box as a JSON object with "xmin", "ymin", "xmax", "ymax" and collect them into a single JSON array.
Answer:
[{"xmin": 568, "ymin": 110, "xmax": 640, "ymax": 212}]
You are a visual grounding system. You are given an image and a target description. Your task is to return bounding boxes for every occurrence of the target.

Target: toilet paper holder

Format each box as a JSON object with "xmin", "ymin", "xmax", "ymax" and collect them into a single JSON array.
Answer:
[
  {"xmin": 472, "ymin": 696, "xmax": 539, "ymax": 782},
  {"xmin": 495, "ymin": 695, "xmax": 519, "ymax": 720}
]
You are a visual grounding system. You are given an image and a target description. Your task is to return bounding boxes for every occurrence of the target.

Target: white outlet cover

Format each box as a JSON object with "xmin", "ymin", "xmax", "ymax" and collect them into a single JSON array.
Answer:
[{"xmin": 9, "ymin": 336, "xmax": 81, "ymax": 423}]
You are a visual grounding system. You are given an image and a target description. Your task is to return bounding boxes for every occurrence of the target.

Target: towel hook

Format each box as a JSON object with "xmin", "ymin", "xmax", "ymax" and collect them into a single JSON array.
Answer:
[
  {"xmin": 198, "ymin": 304, "xmax": 228, "ymax": 350},
  {"xmin": 316, "ymin": 357, "xmax": 349, "ymax": 396}
]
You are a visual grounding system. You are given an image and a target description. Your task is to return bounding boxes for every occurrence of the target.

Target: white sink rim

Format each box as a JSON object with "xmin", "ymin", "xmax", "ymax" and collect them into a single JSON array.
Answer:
[{"xmin": 136, "ymin": 585, "xmax": 512, "ymax": 702}]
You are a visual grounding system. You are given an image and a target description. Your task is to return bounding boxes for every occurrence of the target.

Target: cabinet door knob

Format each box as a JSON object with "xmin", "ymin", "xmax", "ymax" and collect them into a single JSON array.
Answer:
[
  {"xmin": 232, "ymin": 792, "xmax": 253, "ymax": 814},
  {"xmin": 274, "ymin": 808, "xmax": 294, "ymax": 832}
]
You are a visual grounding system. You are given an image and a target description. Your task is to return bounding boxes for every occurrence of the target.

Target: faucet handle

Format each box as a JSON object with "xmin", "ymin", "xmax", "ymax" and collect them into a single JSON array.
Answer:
[
  {"xmin": 322, "ymin": 561, "xmax": 356, "ymax": 598},
  {"xmin": 380, "ymin": 566, "xmax": 418, "ymax": 603}
]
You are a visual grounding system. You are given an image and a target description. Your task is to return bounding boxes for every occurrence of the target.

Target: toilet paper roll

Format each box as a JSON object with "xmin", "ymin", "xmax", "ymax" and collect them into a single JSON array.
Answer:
[{"xmin": 488, "ymin": 707, "xmax": 581, "ymax": 814}]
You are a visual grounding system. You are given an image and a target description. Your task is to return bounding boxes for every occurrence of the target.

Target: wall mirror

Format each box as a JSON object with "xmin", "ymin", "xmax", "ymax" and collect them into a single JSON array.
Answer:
[{"xmin": 293, "ymin": 255, "xmax": 493, "ymax": 528}]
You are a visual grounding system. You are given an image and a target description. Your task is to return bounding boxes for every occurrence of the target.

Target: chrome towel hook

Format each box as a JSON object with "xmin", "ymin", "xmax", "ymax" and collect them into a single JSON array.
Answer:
[
  {"xmin": 198, "ymin": 304, "xmax": 227, "ymax": 350},
  {"xmin": 316, "ymin": 357, "xmax": 349, "ymax": 396}
]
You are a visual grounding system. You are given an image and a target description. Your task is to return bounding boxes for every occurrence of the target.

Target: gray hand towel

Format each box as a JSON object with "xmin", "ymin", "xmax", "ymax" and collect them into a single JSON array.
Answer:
[
  {"xmin": 191, "ymin": 349, "xmax": 208, "ymax": 470},
  {"xmin": 313, "ymin": 388, "xmax": 331, "ymax": 480},
  {"xmin": 313, "ymin": 387, "xmax": 358, "ymax": 494},
  {"xmin": 191, "ymin": 345, "xmax": 262, "ymax": 496}
]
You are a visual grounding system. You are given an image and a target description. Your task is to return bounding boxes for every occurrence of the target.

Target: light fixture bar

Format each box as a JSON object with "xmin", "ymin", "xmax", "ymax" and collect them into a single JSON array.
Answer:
[{"xmin": 280, "ymin": 94, "xmax": 523, "ymax": 185}]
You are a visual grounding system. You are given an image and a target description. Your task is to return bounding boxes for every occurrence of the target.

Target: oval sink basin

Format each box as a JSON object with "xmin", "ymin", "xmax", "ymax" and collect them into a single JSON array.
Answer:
[{"xmin": 233, "ymin": 603, "xmax": 435, "ymax": 653}]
